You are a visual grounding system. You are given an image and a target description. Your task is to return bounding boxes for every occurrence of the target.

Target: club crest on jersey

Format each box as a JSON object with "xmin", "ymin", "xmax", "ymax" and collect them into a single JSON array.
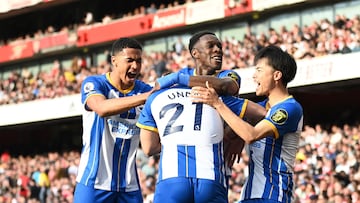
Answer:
[
  {"xmin": 227, "ymin": 72, "xmax": 240, "ymax": 86},
  {"xmin": 270, "ymin": 109, "xmax": 288, "ymax": 125},
  {"xmin": 83, "ymin": 82, "xmax": 95, "ymax": 93}
]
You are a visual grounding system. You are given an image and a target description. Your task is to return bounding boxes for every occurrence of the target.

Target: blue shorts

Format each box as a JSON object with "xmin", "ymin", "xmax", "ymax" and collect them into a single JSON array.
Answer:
[
  {"xmin": 73, "ymin": 182, "xmax": 143, "ymax": 203},
  {"xmin": 154, "ymin": 177, "xmax": 227, "ymax": 203}
]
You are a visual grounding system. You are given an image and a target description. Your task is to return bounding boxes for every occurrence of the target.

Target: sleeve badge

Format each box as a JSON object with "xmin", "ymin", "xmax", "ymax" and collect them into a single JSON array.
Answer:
[
  {"xmin": 227, "ymin": 72, "xmax": 241, "ymax": 87},
  {"xmin": 83, "ymin": 82, "xmax": 95, "ymax": 93},
  {"xmin": 270, "ymin": 109, "xmax": 288, "ymax": 125}
]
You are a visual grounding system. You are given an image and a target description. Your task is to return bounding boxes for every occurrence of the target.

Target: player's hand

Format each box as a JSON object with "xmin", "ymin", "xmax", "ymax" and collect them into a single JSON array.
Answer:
[
  {"xmin": 153, "ymin": 81, "xmax": 161, "ymax": 92},
  {"xmin": 191, "ymin": 82, "xmax": 221, "ymax": 108}
]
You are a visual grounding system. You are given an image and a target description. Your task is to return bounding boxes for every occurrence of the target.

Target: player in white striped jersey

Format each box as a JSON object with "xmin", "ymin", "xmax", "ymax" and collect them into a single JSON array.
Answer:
[
  {"xmin": 136, "ymin": 85, "xmax": 248, "ymax": 203},
  {"xmin": 136, "ymin": 31, "xmax": 265, "ymax": 203},
  {"xmin": 74, "ymin": 37, "xmax": 157, "ymax": 203},
  {"xmin": 192, "ymin": 45, "xmax": 303, "ymax": 203}
]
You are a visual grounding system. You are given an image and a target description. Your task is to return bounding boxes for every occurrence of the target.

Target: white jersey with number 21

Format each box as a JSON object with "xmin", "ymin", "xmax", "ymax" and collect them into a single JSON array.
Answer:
[{"xmin": 137, "ymin": 86, "xmax": 228, "ymax": 187}]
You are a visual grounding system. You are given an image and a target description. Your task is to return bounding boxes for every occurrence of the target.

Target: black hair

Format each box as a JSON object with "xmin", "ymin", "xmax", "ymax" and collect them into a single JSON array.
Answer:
[
  {"xmin": 188, "ymin": 31, "xmax": 216, "ymax": 51},
  {"xmin": 111, "ymin": 37, "xmax": 142, "ymax": 56},
  {"xmin": 254, "ymin": 45, "xmax": 297, "ymax": 87}
]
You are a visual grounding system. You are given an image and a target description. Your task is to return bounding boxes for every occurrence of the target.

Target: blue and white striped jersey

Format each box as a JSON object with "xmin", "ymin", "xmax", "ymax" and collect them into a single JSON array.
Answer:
[
  {"xmin": 77, "ymin": 72, "xmax": 152, "ymax": 192},
  {"xmin": 136, "ymin": 85, "xmax": 246, "ymax": 189},
  {"xmin": 240, "ymin": 96, "xmax": 303, "ymax": 203}
]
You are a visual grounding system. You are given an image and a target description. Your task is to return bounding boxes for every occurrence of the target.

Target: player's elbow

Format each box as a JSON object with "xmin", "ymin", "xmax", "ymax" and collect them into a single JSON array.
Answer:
[
  {"xmin": 96, "ymin": 111, "xmax": 109, "ymax": 117},
  {"xmin": 142, "ymin": 147, "xmax": 153, "ymax": 156},
  {"xmin": 238, "ymin": 130, "xmax": 258, "ymax": 144},
  {"xmin": 243, "ymin": 137, "xmax": 256, "ymax": 144},
  {"xmin": 90, "ymin": 106, "xmax": 111, "ymax": 117},
  {"xmin": 222, "ymin": 80, "xmax": 239, "ymax": 96},
  {"xmin": 141, "ymin": 142, "xmax": 159, "ymax": 156},
  {"xmin": 143, "ymin": 147, "xmax": 160, "ymax": 156}
]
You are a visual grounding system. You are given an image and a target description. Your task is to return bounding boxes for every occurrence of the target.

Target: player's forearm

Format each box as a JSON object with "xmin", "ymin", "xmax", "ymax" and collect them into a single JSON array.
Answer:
[
  {"xmin": 243, "ymin": 101, "xmax": 266, "ymax": 125},
  {"xmin": 146, "ymin": 144, "xmax": 161, "ymax": 156},
  {"xmin": 214, "ymin": 100, "xmax": 257, "ymax": 143},
  {"xmin": 97, "ymin": 93, "xmax": 149, "ymax": 117},
  {"xmin": 157, "ymin": 73, "xmax": 239, "ymax": 96}
]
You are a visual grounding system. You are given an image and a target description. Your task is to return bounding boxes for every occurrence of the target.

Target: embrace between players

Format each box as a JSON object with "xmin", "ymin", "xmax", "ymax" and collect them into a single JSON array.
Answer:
[{"xmin": 74, "ymin": 31, "xmax": 303, "ymax": 203}]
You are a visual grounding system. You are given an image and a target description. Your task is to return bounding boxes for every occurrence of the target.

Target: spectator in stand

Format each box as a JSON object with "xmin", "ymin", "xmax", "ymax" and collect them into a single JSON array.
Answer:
[
  {"xmin": 172, "ymin": 36, "xmax": 186, "ymax": 56},
  {"xmin": 141, "ymin": 156, "xmax": 157, "ymax": 178},
  {"xmin": 146, "ymin": 3, "xmax": 157, "ymax": 14},
  {"xmin": 1, "ymin": 13, "xmax": 360, "ymax": 107},
  {"xmin": 84, "ymin": 12, "xmax": 94, "ymax": 25},
  {"xmin": 73, "ymin": 37, "xmax": 157, "ymax": 203}
]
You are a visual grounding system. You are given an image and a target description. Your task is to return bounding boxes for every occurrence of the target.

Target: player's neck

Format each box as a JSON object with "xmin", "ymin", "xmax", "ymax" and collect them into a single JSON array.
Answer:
[
  {"xmin": 195, "ymin": 67, "xmax": 216, "ymax": 76},
  {"xmin": 267, "ymin": 87, "xmax": 289, "ymax": 107}
]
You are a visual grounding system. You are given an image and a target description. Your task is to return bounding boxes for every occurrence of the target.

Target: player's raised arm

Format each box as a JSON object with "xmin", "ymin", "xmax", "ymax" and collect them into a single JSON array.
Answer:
[
  {"xmin": 156, "ymin": 71, "xmax": 239, "ymax": 96},
  {"xmin": 188, "ymin": 75, "xmax": 239, "ymax": 96}
]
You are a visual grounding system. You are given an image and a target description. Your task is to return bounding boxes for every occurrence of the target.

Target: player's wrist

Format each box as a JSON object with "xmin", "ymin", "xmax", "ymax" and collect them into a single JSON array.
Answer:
[
  {"xmin": 156, "ymin": 72, "xmax": 178, "ymax": 88},
  {"xmin": 213, "ymin": 97, "xmax": 223, "ymax": 109}
]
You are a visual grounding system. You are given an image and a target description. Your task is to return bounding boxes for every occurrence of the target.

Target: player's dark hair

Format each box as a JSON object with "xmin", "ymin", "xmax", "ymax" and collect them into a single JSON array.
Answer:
[
  {"xmin": 254, "ymin": 45, "xmax": 297, "ymax": 87},
  {"xmin": 111, "ymin": 37, "xmax": 142, "ymax": 56},
  {"xmin": 188, "ymin": 31, "xmax": 216, "ymax": 52}
]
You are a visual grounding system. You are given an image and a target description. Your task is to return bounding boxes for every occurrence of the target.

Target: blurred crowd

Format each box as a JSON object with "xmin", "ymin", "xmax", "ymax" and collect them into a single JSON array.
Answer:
[
  {"xmin": 1, "ymin": 123, "xmax": 360, "ymax": 203},
  {"xmin": 0, "ymin": 0, "xmax": 196, "ymax": 47},
  {"xmin": 1, "ymin": 4, "xmax": 360, "ymax": 202},
  {"xmin": 0, "ymin": 13, "xmax": 360, "ymax": 105}
]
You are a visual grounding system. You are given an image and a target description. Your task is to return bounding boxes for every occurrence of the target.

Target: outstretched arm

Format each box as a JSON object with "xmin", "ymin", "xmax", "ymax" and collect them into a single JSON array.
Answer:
[
  {"xmin": 156, "ymin": 72, "xmax": 239, "ymax": 96},
  {"xmin": 86, "ymin": 87, "xmax": 156, "ymax": 117},
  {"xmin": 188, "ymin": 76, "xmax": 239, "ymax": 96}
]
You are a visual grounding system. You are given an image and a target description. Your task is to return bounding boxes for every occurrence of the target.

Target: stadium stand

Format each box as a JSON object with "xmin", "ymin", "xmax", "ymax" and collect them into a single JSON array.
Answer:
[{"xmin": 1, "ymin": 0, "xmax": 360, "ymax": 202}]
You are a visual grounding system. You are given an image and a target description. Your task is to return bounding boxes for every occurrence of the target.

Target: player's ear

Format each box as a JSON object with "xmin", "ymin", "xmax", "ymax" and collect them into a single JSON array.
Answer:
[
  {"xmin": 191, "ymin": 48, "xmax": 199, "ymax": 59},
  {"xmin": 111, "ymin": 55, "xmax": 116, "ymax": 66},
  {"xmin": 273, "ymin": 70, "xmax": 282, "ymax": 82}
]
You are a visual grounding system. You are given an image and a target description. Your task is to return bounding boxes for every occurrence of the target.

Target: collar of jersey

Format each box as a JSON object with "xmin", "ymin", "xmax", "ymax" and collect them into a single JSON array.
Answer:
[
  {"xmin": 193, "ymin": 69, "xmax": 218, "ymax": 77},
  {"xmin": 106, "ymin": 72, "xmax": 135, "ymax": 94},
  {"xmin": 266, "ymin": 95, "xmax": 293, "ymax": 110}
]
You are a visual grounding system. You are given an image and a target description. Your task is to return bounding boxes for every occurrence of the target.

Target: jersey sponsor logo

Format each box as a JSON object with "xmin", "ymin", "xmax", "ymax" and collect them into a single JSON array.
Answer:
[
  {"xmin": 83, "ymin": 82, "xmax": 95, "ymax": 93},
  {"xmin": 270, "ymin": 109, "xmax": 288, "ymax": 125},
  {"xmin": 250, "ymin": 141, "xmax": 261, "ymax": 148},
  {"xmin": 108, "ymin": 119, "xmax": 140, "ymax": 139}
]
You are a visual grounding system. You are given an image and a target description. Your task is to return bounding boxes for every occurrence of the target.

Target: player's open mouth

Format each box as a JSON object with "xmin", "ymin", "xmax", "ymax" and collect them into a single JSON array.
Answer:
[{"xmin": 127, "ymin": 72, "xmax": 137, "ymax": 79}]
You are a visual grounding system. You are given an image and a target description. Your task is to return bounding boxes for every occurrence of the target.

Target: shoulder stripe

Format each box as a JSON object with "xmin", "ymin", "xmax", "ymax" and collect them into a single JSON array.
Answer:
[
  {"xmin": 136, "ymin": 123, "xmax": 159, "ymax": 133},
  {"xmin": 239, "ymin": 99, "xmax": 248, "ymax": 119}
]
